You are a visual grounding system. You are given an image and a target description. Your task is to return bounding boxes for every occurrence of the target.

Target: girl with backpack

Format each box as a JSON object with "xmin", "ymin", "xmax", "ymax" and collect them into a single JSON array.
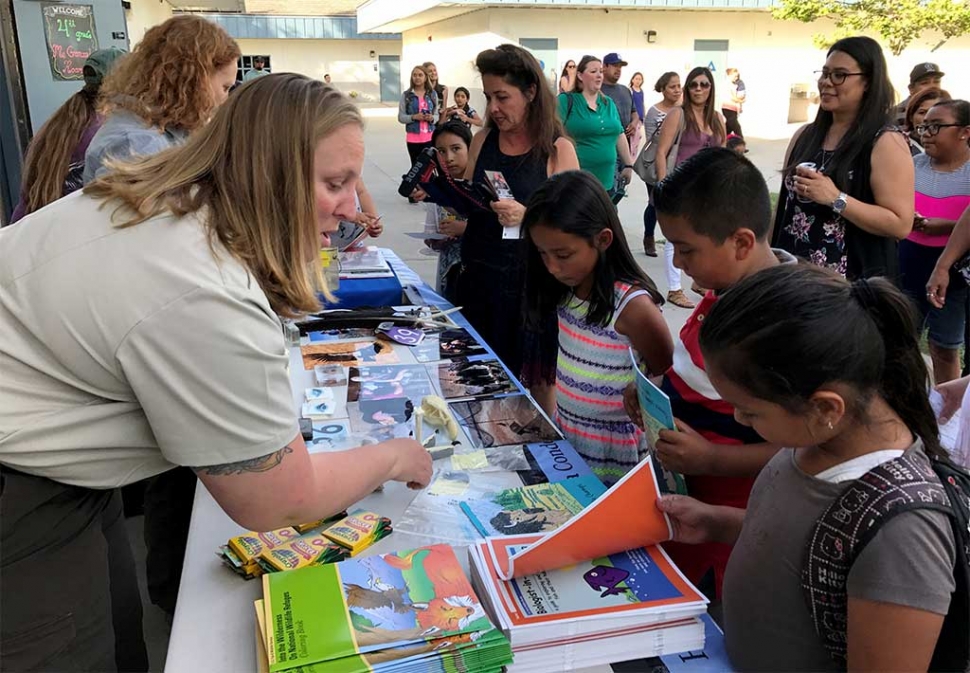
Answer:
[
  {"xmin": 523, "ymin": 170, "xmax": 673, "ymax": 485},
  {"xmin": 658, "ymin": 262, "xmax": 965, "ymax": 671}
]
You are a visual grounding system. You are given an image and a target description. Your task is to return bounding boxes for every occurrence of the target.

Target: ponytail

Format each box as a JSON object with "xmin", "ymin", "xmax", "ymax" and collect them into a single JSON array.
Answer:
[
  {"xmin": 849, "ymin": 278, "xmax": 944, "ymax": 459},
  {"xmin": 20, "ymin": 85, "xmax": 99, "ymax": 216},
  {"xmin": 698, "ymin": 264, "xmax": 942, "ymax": 457}
]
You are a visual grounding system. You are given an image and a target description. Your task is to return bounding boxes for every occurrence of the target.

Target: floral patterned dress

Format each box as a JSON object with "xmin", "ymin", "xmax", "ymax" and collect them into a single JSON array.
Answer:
[
  {"xmin": 773, "ymin": 128, "xmax": 902, "ymax": 281},
  {"xmin": 775, "ymin": 148, "xmax": 848, "ymax": 277}
]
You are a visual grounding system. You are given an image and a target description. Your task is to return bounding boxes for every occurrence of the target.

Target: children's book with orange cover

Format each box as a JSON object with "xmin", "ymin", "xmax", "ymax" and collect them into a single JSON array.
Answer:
[
  {"xmin": 465, "ymin": 455, "xmax": 710, "ymax": 670},
  {"xmin": 484, "ymin": 453, "xmax": 675, "ymax": 580}
]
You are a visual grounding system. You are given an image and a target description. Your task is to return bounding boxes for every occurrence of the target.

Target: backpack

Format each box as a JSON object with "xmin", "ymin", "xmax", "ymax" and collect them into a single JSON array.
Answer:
[
  {"xmin": 634, "ymin": 108, "xmax": 686, "ymax": 185},
  {"xmin": 802, "ymin": 451, "xmax": 970, "ymax": 670}
]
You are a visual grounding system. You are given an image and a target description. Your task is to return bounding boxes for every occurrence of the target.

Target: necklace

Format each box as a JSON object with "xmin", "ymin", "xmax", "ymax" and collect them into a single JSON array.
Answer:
[{"xmin": 819, "ymin": 149, "xmax": 833, "ymax": 173}]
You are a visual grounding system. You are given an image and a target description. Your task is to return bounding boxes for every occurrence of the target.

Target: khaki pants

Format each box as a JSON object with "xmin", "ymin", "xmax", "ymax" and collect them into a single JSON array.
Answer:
[{"xmin": 0, "ymin": 467, "xmax": 148, "ymax": 672}]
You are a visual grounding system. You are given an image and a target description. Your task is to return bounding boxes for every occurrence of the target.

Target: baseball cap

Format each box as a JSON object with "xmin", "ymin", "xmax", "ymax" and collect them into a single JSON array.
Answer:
[
  {"xmin": 909, "ymin": 62, "xmax": 944, "ymax": 86},
  {"xmin": 83, "ymin": 47, "xmax": 127, "ymax": 87},
  {"xmin": 603, "ymin": 53, "xmax": 628, "ymax": 67}
]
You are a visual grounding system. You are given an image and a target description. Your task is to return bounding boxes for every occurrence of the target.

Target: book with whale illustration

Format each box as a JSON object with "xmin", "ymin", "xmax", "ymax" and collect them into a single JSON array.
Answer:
[{"xmin": 467, "ymin": 454, "xmax": 709, "ymax": 672}]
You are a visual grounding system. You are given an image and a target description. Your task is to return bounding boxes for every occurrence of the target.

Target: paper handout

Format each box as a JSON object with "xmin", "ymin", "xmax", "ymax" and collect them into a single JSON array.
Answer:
[{"xmin": 485, "ymin": 454, "xmax": 673, "ymax": 580}]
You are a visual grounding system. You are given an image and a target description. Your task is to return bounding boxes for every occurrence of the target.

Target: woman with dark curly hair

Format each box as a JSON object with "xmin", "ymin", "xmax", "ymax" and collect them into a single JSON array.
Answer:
[{"xmin": 83, "ymin": 14, "xmax": 240, "ymax": 183}]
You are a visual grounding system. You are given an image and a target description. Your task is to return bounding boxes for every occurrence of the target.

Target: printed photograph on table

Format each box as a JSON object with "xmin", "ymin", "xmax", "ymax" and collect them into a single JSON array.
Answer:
[
  {"xmin": 347, "ymin": 398, "xmax": 416, "ymax": 442},
  {"xmin": 301, "ymin": 339, "xmax": 398, "ymax": 370},
  {"xmin": 459, "ymin": 476, "xmax": 606, "ymax": 537},
  {"xmin": 451, "ymin": 395, "xmax": 561, "ymax": 448},
  {"xmin": 347, "ymin": 365, "xmax": 436, "ymax": 402},
  {"xmin": 308, "ymin": 327, "xmax": 377, "ymax": 342},
  {"xmin": 435, "ymin": 358, "xmax": 517, "ymax": 399},
  {"xmin": 412, "ymin": 328, "xmax": 488, "ymax": 363}
]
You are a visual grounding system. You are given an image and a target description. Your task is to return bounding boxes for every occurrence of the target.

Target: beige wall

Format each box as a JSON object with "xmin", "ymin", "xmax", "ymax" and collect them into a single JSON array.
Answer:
[
  {"xmin": 402, "ymin": 7, "xmax": 970, "ymax": 136},
  {"xmin": 400, "ymin": 11, "xmax": 499, "ymax": 110},
  {"xmin": 236, "ymin": 38, "xmax": 400, "ymax": 100},
  {"xmin": 243, "ymin": 0, "xmax": 359, "ymax": 15},
  {"xmin": 124, "ymin": 0, "xmax": 173, "ymax": 47}
]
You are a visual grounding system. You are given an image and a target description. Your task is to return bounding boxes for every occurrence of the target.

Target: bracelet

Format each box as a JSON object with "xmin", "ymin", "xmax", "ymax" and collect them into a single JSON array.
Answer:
[{"xmin": 622, "ymin": 164, "xmax": 634, "ymax": 170}]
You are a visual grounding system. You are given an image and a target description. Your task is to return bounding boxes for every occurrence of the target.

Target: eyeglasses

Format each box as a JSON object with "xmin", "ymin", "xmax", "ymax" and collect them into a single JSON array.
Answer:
[
  {"xmin": 567, "ymin": 64, "xmax": 576, "ymax": 69},
  {"xmin": 688, "ymin": 81, "xmax": 711, "ymax": 90},
  {"xmin": 814, "ymin": 69, "xmax": 865, "ymax": 85},
  {"xmin": 916, "ymin": 123, "xmax": 963, "ymax": 136}
]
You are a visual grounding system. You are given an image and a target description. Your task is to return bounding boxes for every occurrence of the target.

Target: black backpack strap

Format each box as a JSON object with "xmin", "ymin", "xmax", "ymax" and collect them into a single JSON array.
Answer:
[
  {"xmin": 565, "ymin": 93, "xmax": 574, "ymax": 124},
  {"xmin": 802, "ymin": 453, "xmax": 952, "ymax": 667},
  {"xmin": 928, "ymin": 457, "xmax": 970, "ymax": 672}
]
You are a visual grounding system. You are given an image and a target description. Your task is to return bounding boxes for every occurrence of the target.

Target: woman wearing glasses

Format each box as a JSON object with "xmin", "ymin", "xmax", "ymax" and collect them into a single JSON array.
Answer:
[
  {"xmin": 772, "ymin": 36, "xmax": 914, "ymax": 281},
  {"xmin": 904, "ymin": 100, "xmax": 970, "ymax": 384},
  {"xmin": 904, "ymin": 87, "xmax": 951, "ymax": 155},
  {"xmin": 654, "ymin": 66, "xmax": 726, "ymax": 308},
  {"xmin": 559, "ymin": 60, "xmax": 576, "ymax": 94}
]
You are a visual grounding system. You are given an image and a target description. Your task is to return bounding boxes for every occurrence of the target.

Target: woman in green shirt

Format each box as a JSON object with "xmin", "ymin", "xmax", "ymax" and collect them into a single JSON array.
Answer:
[{"xmin": 558, "ymin": 55, "xmax": 634, "ymax": 191}]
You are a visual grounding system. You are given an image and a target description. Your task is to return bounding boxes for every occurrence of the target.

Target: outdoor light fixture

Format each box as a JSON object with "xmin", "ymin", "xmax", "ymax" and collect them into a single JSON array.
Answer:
[{"xmin": 645, "ymin": 30, "xmax": 657, "ymax": 43}]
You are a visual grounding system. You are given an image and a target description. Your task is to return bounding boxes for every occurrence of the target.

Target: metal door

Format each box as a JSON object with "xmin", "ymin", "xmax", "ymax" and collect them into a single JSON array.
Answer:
[
  {"xmin": 519, "ymin": 38, "xmax": 558, "ymax": 91},
  {"xmin": 11, "ymin": 0, "xmax": 128, "ymax": 134},
  {"xmin": 379, "ymin": 55, "xmax": 400, "ymax": 103},
  {"xmin": 693, "ymin": 39, "xmax": 729, "ymax": 80}
]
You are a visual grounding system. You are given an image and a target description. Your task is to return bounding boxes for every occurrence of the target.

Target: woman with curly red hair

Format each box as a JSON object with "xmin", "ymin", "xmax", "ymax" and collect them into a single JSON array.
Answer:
[{"xmin": 83, "ymin": 14, "xmax": 240, "ymax": 183}]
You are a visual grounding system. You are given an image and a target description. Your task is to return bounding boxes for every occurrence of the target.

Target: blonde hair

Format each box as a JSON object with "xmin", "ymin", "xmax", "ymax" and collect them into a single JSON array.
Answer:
[
  {"xmin": 84, "ymin": 74, "xmax": 363, "ymax": 316},
  {"xmin": 100, "ymin": 15, "xmax": 240, "ymax": 133}
]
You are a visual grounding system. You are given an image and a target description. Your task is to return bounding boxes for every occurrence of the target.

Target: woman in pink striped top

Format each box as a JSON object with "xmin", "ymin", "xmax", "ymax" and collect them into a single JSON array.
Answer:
[{"xmin": 902, "ymin": 99, "xmax": 970, "ymax": 383}]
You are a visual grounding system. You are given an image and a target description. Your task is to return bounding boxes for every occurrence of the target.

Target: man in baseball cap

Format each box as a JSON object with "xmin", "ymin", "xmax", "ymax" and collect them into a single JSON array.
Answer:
[
  {"xmin": 895, "ymin": 62, "xmax": 945, "ymax": 125},
  {"xmin": 600, "ymin": 52, "xmax": 640, "ymax": 184},
  {"xmin": 909, "ymin": 62, "xmax": 944, "ymax": 93},
  {"xmin": 83, "ymin": 47, "xmax": 127, "ymax": 87},
  {"xmin": 603, "ymin": 52, "xmax": 628, "ymax": 68}
]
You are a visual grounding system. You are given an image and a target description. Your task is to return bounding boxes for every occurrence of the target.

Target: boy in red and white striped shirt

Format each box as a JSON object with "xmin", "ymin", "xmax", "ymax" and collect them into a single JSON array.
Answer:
[{"xmin": 625, "ymin": 147, "xmax": 796, "ymax": 596}]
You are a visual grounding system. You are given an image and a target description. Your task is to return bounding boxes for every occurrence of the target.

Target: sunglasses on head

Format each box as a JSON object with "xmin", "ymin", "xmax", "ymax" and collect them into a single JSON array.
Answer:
[{"xmin": 688, "ymin": 80, "xmax": 711, "ymax": 90}]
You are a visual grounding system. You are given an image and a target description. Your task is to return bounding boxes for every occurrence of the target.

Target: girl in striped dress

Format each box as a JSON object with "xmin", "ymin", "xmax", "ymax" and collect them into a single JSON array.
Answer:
[{"xmin": 523, "ymin": 171, "xmax": 673, "ymax": 485}]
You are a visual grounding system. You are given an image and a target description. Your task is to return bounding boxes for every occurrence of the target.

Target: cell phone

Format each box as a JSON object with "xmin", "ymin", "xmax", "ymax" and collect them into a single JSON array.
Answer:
[{"xmin": 299, "ymin": 417, "xmax": 314, "ymax": 442}]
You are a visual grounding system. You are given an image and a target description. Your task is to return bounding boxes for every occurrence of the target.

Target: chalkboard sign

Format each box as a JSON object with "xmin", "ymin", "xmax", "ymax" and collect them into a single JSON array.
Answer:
[{"xmin": 41, "ymin": 3, "xmax": 99, "ymax": 81}]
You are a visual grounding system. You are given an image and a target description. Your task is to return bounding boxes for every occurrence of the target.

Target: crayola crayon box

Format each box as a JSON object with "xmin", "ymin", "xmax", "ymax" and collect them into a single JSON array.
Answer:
[{"xmin": 218, "ymin": 510, "xmax": 389, "ymax": 579}]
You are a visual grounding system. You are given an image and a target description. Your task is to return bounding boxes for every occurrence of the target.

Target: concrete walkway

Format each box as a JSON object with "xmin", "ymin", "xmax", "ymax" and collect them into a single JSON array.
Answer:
[{"xmin": 357, "ymin": 109, "xmax": 795, "ymax": 336}]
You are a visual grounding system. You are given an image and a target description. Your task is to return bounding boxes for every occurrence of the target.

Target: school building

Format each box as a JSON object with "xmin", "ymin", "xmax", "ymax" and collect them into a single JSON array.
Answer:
[
  {"xmin": 3, "ymin": 0, "xmax": 969, "ymax": 220},
  {"xmin": 356, "ymin": 0, "xmax": 970, "ymax": 136}
]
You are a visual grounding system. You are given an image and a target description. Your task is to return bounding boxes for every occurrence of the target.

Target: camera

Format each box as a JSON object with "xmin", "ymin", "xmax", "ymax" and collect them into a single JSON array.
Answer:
[{"xmin": 398, "ymin": 147, "xmax": 439, "ymax": 198}]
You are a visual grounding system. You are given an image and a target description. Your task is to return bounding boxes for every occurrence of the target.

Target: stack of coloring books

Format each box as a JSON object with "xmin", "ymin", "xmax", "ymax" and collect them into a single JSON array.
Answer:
[
  {"xmin": 468, "ymin": 456, "xmax": 710, "ymax": 672},
  {"xmin": 255, "ymin": 544, "xmax": 513, "ymax": 672}
]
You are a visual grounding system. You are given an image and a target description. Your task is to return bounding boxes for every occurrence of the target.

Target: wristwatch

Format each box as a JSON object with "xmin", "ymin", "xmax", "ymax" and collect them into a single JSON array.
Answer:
[
  {"xmin": 622, "ymin": 164, "xmax": 634, "ymax": 170},
  {"xmin": 832, "ymin": 192, "xmax": 849, "ymax": 215}
]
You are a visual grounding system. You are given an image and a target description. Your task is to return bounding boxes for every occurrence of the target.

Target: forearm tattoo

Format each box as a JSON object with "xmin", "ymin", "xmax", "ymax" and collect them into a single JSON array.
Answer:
[{"xmin": 194, "ymin": 446, "xmax": 294, "ymax": 476}]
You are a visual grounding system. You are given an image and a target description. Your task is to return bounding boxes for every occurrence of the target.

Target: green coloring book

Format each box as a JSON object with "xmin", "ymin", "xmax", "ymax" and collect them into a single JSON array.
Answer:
[{"xmin": 262, "ymin": 544, "xmax": 509, "ymax": 671}]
